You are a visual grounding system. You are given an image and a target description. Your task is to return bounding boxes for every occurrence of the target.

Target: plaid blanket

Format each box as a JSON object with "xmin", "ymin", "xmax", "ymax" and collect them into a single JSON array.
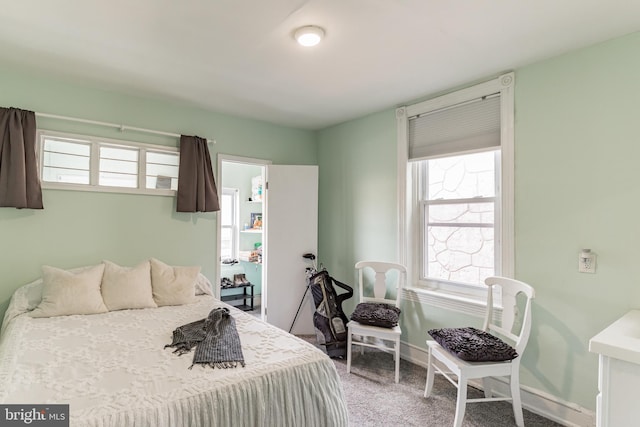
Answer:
[{"xmin": 165, "ymin": 307, "xmax": 245, "ymax": 369}]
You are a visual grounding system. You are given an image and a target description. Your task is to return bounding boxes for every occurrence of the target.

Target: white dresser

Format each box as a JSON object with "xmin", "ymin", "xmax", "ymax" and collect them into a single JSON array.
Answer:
[{"xmin": 589, "ymin": 310, "xmax": 640, "ymax": 427}]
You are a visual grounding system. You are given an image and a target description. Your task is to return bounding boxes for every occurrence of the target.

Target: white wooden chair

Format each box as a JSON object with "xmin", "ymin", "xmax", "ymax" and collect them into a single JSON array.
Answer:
[
  {"xmin": 424, "ymin": 276, "xmax": 535, "ymax": 427},
  {"xmin": 346, "ymin": 261, "xmax": 406, "ymax": 383}
]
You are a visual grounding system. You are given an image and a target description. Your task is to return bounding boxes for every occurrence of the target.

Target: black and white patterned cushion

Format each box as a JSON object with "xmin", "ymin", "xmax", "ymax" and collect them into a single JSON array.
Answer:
[
  {"xmin": 351, "ymin": 302, "xmax": 401, "ymax": 328},
  {"xmin": 428, "ymin": 326, "xmax": 518, "ymax": 362}
]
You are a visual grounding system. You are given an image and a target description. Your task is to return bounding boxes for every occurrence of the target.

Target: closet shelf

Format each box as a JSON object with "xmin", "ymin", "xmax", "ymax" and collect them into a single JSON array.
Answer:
[{"xmin": 240, "ymin": 229, "xmax": 262, "ymax": 234}]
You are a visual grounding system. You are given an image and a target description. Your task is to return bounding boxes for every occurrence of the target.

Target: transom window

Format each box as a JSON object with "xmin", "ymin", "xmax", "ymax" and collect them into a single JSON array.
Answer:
[{"xmin": 39, "ymin": 131, "xmax": 179, "ymax": 195}]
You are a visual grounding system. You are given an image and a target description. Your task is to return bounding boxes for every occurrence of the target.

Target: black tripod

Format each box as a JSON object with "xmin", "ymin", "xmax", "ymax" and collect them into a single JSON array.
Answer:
[{"xmin": 289, "ymin": 253, "xmax": 318, "ymax": 333}]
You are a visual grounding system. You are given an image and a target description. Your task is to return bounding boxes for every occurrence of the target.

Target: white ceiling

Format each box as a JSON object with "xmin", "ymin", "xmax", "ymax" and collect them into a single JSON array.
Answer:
[{"xmin": 1, "ymin": 1, "xmax": 639, "ymax": 130}]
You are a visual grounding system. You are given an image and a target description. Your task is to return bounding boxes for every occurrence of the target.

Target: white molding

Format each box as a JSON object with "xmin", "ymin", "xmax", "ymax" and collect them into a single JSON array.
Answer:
[
  {"xmin": 498, "ymin": 72, "xmax": 515, "ymax": 278},
  {"xmin": 402, "ymin": 287, "xmax": 490, "ymax": 318},
  {"xmin": 405, "ymin": 74, "xmax": 510, "ymax": 119},
  {"xmin": 396, "ymin": 107, "xmax": 408, "ymax": 269},
  {"xmin": 400, "ymin": 341, "xmax": 595, "ymax": 427}
]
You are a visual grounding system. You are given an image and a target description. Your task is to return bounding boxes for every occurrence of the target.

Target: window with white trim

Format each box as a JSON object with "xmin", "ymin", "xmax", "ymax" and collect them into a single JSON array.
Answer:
[
  {"xmin": 397, "ymin": 73, "xmax": 514, "ymax": 314},
  {"xmin": 420, "ymin": 149, "xmax": 498, "ymax": 284},
  {"xmin": 39, "ymin": 131, "xmax": 179, "ymax": 195},
  {"xmin": 220, "ymin": 188, "xmax": 239, "ymax": 261}
]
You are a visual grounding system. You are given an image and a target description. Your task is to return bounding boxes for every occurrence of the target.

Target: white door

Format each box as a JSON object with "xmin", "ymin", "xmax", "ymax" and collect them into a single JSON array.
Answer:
[{"xmin": 263, "ymin": 165, "xmax": 318, "ymax": 334}]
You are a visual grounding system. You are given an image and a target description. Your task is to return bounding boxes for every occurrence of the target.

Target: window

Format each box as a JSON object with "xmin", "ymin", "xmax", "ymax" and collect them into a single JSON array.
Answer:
[
  {"xmin": 39, "ymin": 131, "xmax": 179, "ymax": 195},
  {"xmin": 397, "ymin": 73, "xmax": 514, "ymax": 315},
  {"xmin": 419, "ymin": 150, "xmax": 498, "ymax": 285},
  {"xmin": 220, "ymin": 188, "xmax": 239, "ymax": 261}
]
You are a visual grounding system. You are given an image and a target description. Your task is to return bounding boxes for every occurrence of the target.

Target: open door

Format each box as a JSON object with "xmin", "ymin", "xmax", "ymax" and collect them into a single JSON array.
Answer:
[{"xmin": 263, "ymin": 165, "xmax": 318, "ymax": 334}]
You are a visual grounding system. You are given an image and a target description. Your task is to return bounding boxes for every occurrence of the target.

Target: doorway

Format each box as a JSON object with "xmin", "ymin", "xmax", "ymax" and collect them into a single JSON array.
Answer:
[
  {"xmin": 217, "ymin": 155, "xmax": 319, "ymax": 333},
  {"xmin": 217, "ymin": 155, "xmax": 270, "ymax": 319}
]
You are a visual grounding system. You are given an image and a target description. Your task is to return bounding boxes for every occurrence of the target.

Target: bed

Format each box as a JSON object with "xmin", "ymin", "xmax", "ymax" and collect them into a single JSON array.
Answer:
[{"xmin": 0, "ymin": 264, "xmax": 349, "ymax": 427}]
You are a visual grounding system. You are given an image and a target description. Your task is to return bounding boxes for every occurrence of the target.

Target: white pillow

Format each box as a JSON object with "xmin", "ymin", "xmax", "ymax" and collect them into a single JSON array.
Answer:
[
  {"xmin": 30, "ymin": 264, "xmax": 108, "ymax": 318},
  {"xmin": 195, "ymin": 273, "xmax": 213, "ymax": 296},
  {"xmin": 101, "ymin": 260, "xmax": 157, "ymax": 311},
  {"xmin": 150, "ymin": 258, "xmax": 200, "ymax": 306}
]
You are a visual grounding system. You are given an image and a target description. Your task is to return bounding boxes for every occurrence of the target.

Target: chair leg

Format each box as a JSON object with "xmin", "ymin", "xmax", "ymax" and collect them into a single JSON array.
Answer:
[
  {"xmin": 453, "ymin": 375, "xmax": 468, "ymax": 427},
  {"xmin": 424, "ymin": 347, "xmax": 435, "ymax": 397},
  {"xmin": 510, "ymin": 371, "xmax": 524, "ymax": 427},
  {"xmin": 394, "ymin": 338, "xmax": 400, "ymax": 383},
  {"xmin": 346, "ymin": 331, "xmax": 353, "ymax": 374},
  {"xmin": 482, "ymin": 377, "xmax": 493, "ymax": 398}
]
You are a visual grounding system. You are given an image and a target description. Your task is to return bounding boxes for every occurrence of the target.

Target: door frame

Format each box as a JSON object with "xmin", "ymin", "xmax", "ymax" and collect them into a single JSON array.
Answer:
[{"xmin": 216, "ymin": 154, "xmax": 272, "ymax": 302}]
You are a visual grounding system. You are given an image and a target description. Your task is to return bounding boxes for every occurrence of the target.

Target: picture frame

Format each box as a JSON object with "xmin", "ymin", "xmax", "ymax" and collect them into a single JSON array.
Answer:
[{"xmin": 250, "ymin": 212, "xmax": 262, "ymax": 229}]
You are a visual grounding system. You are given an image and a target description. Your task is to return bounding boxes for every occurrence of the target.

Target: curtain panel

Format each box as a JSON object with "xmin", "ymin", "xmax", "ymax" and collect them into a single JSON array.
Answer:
[
  {"xmin": 0, "ymin": 107, "xmax": 43, "ymax": 209},
  {"xmin": 177, "ymin": 135, "xmax": 219, "ymax": 213}
]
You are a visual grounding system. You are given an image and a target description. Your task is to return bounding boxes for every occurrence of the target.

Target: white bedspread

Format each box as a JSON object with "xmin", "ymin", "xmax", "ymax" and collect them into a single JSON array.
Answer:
[{"xmin": 0, "ymin": 289, "xmax": 348, "ymax": 426}]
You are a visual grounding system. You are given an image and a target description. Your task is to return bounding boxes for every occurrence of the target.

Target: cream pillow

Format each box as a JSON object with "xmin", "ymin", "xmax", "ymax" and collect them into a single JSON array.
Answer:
[
  {"xmin": 101, "ymin": 260, "xmax": 157, "ymax": 311},
  {"xmin": 30, "ymin": 264, "xmax": 108, "ymax": 318},
  {"xmin": 150, "ymin": 258, "xmax": 200, "ymax": 306},
  {"xmin": 195, "ymin": 273, "xmax": 213, "ymax": 296}
]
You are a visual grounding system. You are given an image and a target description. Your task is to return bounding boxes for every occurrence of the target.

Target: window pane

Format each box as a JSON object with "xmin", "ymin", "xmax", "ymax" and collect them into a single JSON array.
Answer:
[
  {"xmin": 42, "ymin": 138, "xmax": 91, "ymax": 184},
  {"xmin": 220, "ymin": 227, "xmax": 232, "ymax": 259},
  {"xmin": 99, "ymin": 146, "xmax": 138, "ymax": 188},
  {"xmin": 43, "ymin": 151, "xmax": 90, "ymax": 170},
  {"xmin": 221, "ymin": 194, "xmax": 233, "ymax": 226},
  {"xmin": 145, "ymin": 151, "xmax": 179, "ymax": 190},
  {"xmin": 426, "ymin": 225, "xmax": 494, "ymax": 285},
  {"xmin": 146, "ymin": 176, "xmax": 177, "ymax": 190},
  {"xmin": 44, "ymin": 138, "xmax": 90, "ymax": 156},
  {"xmin": 147, "ymin": 151, "xmax": 179, "ymax": 166},
  {"xmin": 100, "ymin": 158, "xmax": 138, "ymax": 174},
  {"xmin": 428, "ymin": 202, "xmax": 494, "ymax": 224},
  {"xmin": 99, "ymin": 172, "xmax": 137, "ymax": 188},
  {"xmin": 101, "ymin": 146, "xmax": 138, "ymax": 161},
  {"xmin": 42, "ymin": 167, "xmax": 90, "ymax": 184},
  {"xmin": 428, "ymin": 150, "xmax": 496, "ymax": 200},
  {"xmin": 146, "ymin": 163, "xmax": 178, "ymax": 178}
]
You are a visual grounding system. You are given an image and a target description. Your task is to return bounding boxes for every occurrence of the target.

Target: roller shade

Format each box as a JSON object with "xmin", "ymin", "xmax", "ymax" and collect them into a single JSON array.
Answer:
[{"xmin": 408, "ymin": 94, "xmax": 500, "ymax": 160}]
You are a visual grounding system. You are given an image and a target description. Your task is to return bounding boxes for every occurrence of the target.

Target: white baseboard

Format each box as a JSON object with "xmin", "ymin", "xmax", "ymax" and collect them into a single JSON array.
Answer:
[{"xmin": 400, "ymin": 341, "xmax": 595, "ymax": 427}]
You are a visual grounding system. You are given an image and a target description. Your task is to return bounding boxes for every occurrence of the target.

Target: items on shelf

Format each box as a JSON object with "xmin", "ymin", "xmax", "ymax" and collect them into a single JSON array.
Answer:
[
  {"xmin": 239, "ymin": 248, "xmax": 262, "ymax": 263},
  {"xmin": 250, "ymin": 212, "xmax": 262, "ymax": 229},
  {"xmin": 220, "ymin": 274, "xmax": 251, "ymax": 288},
  {"xmin": 251, "ymin": 175, "xmax": 263, "ymax": 202}
]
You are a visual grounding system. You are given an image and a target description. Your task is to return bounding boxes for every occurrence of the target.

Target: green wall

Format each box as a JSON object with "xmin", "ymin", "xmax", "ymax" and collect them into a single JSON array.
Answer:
[
  {"xmin": 317, "ymin": 109, "xmax": 398, "ymax": 313},
  {"xmin": 317, "ymin": 32, "xmax": 640, "ymax": 410},
  {"xmin": 514, "ymin": 32, "xmax": 640, "ymax": 408},
  {"xmin": 0, "ymin": 67, "xmax": 315, "ymax": 319}
]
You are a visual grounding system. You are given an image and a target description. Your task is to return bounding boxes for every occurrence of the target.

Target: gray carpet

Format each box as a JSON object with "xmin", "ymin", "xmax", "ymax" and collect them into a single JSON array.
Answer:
[{"xmin": 299, "ymin": 336, "xmax": 562, "ymax": 427}]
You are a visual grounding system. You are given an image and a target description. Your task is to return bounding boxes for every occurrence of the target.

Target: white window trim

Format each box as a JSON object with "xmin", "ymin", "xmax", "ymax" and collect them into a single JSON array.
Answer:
[
  {"xmin": 38, "ymin": 129, "xmax": 179, "ymax": 197},
  {"xmin": 396, "ymin": 73, "xmax": 515, "ymax": 315}
]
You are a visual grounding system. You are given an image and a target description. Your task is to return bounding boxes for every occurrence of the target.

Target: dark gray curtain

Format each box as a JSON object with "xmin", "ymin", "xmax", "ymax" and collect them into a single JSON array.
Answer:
[
  {"xmin": 177, "ymin": 135, "xmax": 219, "ymax": 212},
  {"xmin": 0, "ymin": 107, "xmax": 43, "ymax": 209}
]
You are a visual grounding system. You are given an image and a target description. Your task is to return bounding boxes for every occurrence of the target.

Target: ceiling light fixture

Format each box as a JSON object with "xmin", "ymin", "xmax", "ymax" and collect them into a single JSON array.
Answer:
[{"xmin": 294, "ymin": 25, "xmax": 325, "ymax": 47}]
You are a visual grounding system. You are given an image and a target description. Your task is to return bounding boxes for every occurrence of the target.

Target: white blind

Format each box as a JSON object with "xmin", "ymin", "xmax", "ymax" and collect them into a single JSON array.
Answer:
[{"xmin": 408, "ymin": 94, "xmax": 501, "ymax": 160}]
